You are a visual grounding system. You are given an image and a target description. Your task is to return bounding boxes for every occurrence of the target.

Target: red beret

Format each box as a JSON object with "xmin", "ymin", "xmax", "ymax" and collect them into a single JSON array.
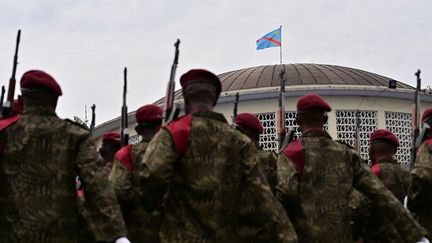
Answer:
[
  {"xmin": 12, "ymin": 99, "xmax": 23, "ymax": 114},
  {"xmin": 20, "ymin": 70, "xmax": 62, "ymax": 96},
  {"xmin": 297, "ymin": 93, "xmax": 331, "ymax": 113},
  {"xmin": 136, "ymin": 104, "xmax": 163, "ymax": 124},
  {"xmin": 421, "ymin": 108, "xmax": 432, "ymax": 124},
  {"xmin": 102, "ymin": 131, "xmax": 121, "ymax": 144},
  {"xmin": 370, "ymin": 129, "xmax": 399, "ymax": 147},
  {"xmin": 180, "ymin": 69, "xmax": 221, "ymax": 97},
  {"xmin": 234, "ymin": 113, "xmax": 264, "ymax": 134}
]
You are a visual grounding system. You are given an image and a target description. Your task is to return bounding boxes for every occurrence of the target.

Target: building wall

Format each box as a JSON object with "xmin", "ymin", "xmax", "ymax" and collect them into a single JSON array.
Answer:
[
  {"xmin": 214, "ymin": 95, "xmax": 432, "ymax": 170},
  {"xmin": 96, "ymin": 93, "xmax": 432, "ymax": 170}
]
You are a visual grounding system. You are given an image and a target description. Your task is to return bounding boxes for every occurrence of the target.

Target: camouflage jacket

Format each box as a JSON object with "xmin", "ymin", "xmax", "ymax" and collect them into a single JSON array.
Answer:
[
  {"xmin": 140, "ymin": 111, "xmax": 297, "ymax": 243},
  {"xmin": 256, "ymin": 148, "xmax": 278, "ymax": 193},
  {"xmin": 109, "ymin": 141, "xmax": 161, "ymax": 243},
  {"xmin": 0, "ymin": 106, "xmax": 127, "ymax": 242},
  {"xmin": 409, "ymin": 139, "xmax": 432, "ymax": 237},
  {"xmin": 350, "ymin": 159, "xmax": 409, "ymax": 243},
  {"xmin": 371, "ymin": 159, "xmax": 409, "ymax": 203},
  {"xmin": 276, "ymin": 129, "xmax": 426, "ymax": 243}
]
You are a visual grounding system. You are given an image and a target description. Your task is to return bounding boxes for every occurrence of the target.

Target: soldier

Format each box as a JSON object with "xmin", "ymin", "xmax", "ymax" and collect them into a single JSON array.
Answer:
[
  {"xmin": 276, "ymin": 93, "xmax": 427, "ymax": 242},
  {"xmin": 351, "ymin": 129, "xmax": 410, "ymax": 242},
  {"xmin": 99, "ymin": 131, "xmax": 121, "ymax": 174},
  {"xmin": 234, "ymin": 112, "xmax": 278, "ymax": 192},
  {"xmin": 409, "ymin": 108, "xmax": 432, "ymax": 236},
  {"xmin": 139, "ymin": 69, "xmax": 297, "ymax": 242},
  {"xmin": 0, "ymin": 70, "xmax": 129, "ymax": 243},
  {"xmin": 369, "ymin": 129, "xmax": 409, "ymax": 201},
  {"xmin": 109, "ymin": 104, "xmax": 163, "ymax": 242}
]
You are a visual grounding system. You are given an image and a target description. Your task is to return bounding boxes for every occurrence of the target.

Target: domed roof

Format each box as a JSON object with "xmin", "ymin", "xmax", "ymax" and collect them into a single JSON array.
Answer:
[{"xmin": 170, "ymin": 63, "xmax": 413, "ymax": 100}]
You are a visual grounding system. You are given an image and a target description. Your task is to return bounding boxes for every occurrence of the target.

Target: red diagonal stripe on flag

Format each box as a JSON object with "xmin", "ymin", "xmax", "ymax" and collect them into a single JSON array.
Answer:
[{"xmin": 263, "ymin": 37, "xmax": 281, "ymax": 46}]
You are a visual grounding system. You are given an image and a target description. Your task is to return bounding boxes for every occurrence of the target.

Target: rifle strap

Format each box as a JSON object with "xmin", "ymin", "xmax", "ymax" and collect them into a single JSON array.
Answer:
[{"xmin": 165, "ymin": 114, "xmax": 192, "ymax": 155}]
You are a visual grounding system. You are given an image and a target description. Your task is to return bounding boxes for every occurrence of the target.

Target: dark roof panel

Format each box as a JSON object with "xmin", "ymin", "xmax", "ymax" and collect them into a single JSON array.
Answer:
[{"xmin": 155, "ymin": 63, "xmax": 414, "ymax": 104}]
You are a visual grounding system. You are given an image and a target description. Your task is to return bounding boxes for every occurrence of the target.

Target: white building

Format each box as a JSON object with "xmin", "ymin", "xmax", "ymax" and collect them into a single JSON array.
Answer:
[{"xmin": 94, "ymin": 63, "xmax": 432, "ymax": 170}]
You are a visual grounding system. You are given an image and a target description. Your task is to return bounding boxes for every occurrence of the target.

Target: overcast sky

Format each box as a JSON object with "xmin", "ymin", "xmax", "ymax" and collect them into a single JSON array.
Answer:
[{"xmin": 0, "ymin": 0, "xmax": 431, "ymax": 125}]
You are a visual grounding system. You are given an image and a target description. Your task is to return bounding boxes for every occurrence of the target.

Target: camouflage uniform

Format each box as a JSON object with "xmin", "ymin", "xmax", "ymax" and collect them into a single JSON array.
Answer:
[
  {"xmin": 352, "ymin": 159, "xmax": 410, "ymax": 242},
  {"xmin": 256, "ymin": 148, "xmax": 278, "ymax": 193},
  {"xmin": 277, "ymin": 129, "xmax": 426, "ymax": 243},
  {"xmin": 0, "ymin": 106, "xmax": 127, "ymax": 242},
  {"xmin": 109, "ymin": 141, "xmax": 161, "ymax": 242},
  {"xmin": 140, "ymin": 111, "xmax": 297, "ymax": 243},
  {"xmin": 409, "ymin": 139, "xmax": 432, "ymax": 237}
]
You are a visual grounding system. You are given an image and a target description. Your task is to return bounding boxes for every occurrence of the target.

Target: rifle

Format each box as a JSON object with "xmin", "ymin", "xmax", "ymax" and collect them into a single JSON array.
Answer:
[
  {"xmin": 232, "ymin": 92, "xmax": 240, "ymax": 123},
  {"xmin": 120, "ymin": 67, "xmax": 129, "ymax": 147},
  {"xmin": 410, "ymin": 69, "xmax": 421, "ymax": 170},
  {"xmin": 90, "ymin": 104, "xmax": 96, "ymax": 134},
  {"xmin": 277, "ymin": 70, "xmax": 286, "ymax": 151},
  {"xmin": 354, "ymin": 110, "xmax": 361, "ymax": 152},
  {"xmin": 0, "ymin": 86, "xmax": 5, "ymax": 108},
  {"xmin": 163, "ymin": 39, "xmax": 181, "ymax": 126},
  {"xmin": 1, "ymin": 29, "xmax": 21, "ymax": 118}
]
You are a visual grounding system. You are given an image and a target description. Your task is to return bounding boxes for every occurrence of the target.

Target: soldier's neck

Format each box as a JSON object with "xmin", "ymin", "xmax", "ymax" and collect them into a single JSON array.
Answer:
[{"xmin": 186, "ymin": 103, "xmax": 213, "ymax": 114}]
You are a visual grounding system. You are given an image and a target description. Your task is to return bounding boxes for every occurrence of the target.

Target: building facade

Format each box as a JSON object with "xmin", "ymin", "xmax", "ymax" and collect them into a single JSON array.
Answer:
[{"xmin": 94, "ymin": 63, "xmax": 432, "ymax": 170}]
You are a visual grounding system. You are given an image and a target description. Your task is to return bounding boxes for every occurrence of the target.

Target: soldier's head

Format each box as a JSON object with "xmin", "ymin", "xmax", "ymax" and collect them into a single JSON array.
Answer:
[
  {"xmin": 295, "ymin": 93, "xmax": 331, "ymax": 132},
  {"xmin": 99, "ymin": 131, "xmax": 121, "ymax": 162},
  {"xmin": 180, "ymin": 69, "xmax": 221, "ymax": 114},
  {"xmin": 234, "ymin": 113, "xmax": 263, "ymax": 146},
  {"xmin": 421, "ymin": 108, "xmax": 432, "ymax": 140},
  {"xmin": 20, "ymin": 70, "xmax": 62, "ymax": 110},
  {"xmin": 368, "ymin": 129, "xmax": 399, "ymax": 164},
  {"xmin": 134, "ymin": 104, "xmax": 163, "ymax": 142}
]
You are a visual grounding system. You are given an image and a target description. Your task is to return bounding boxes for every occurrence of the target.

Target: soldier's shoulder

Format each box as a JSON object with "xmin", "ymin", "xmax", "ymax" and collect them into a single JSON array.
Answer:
[
  {"xmin": 63, "ymin": 119, "xmax": 91, "ymax": 136},
  {"xmin": 421, "ymin": 138, "xmax": 432, "ymax": 151},
  {"xmin": 258, "ymin": 148, "xmax": 277, "ymax": 158}
]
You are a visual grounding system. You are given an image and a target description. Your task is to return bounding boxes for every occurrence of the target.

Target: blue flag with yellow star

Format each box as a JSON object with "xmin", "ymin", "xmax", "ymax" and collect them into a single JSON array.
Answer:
[{"xmin": 256, "ymin": 27, "xmax": 282, "ymax": 50}]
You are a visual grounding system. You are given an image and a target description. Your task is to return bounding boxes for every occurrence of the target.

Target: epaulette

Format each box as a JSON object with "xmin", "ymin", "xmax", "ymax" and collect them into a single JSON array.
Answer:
[
  {"xmin": 64, "ymin": 118, "xmax": 90, "ymax": 131},
  {"xmin": 165, "ymin": 114, "xmax": 192, "ymax": 155}
]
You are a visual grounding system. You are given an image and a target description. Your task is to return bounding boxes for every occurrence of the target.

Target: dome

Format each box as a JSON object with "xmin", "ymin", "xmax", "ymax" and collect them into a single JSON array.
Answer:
[{"xmin": 170, "ymin": 63, "xmax": 413, "ymax": 101}]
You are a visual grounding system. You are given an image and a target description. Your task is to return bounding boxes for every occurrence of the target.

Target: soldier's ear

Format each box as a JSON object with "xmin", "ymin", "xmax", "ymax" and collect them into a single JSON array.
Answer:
[{"xmin": 135, "ymin": 125, "xmax": 143, "ymax": 135}]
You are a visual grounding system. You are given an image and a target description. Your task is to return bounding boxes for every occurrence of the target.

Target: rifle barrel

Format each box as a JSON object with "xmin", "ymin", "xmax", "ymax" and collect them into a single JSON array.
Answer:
[
  {"xmin": 6, "ymin": 29, "xmax": 21, "ymax": 105},
  {"xmin": 163, "ymin": 39, "xmax": 181, "ymax": 125},
  {"xmin": 277, "ymin": 70, "xmax": 286, "ymax": 151},
  {"xmin": 121, "ymin": 67, "xmax": 129, "ymax": 146}
]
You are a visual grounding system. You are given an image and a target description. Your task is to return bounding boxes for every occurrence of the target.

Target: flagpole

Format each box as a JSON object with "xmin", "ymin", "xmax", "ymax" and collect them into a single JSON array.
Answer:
[{"xmin": 280, "ymin": 25, "xmax": 282, "ymax": 64}]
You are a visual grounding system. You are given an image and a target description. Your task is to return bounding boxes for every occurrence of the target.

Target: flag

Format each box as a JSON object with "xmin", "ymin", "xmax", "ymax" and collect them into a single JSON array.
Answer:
[{"xmin": 256, "ymin": 27, "xmax": 282, "ymax": 50}]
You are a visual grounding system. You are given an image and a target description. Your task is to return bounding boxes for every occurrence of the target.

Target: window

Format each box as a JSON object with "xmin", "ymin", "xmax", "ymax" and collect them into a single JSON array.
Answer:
[
  {"xmin": 336, "ymin": 110, "xmax": 378, "ymax": 162},
  {"xmin": 257, "ymin": 112, "xmax": 277, "ymax": 151},
  {"xmin": 385, "ymin": 112, "xmax": 412, "ymax": 170},
  {"xmin": 129, "ymin": 134, "xmax": 141, "ymax": 145}
]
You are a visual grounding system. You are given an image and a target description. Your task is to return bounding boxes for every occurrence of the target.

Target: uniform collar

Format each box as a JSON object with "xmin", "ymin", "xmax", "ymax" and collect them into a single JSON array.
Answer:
[
  {"xmin": 23, "ymin": 106, "xmax": 57, "ymax": 116},
  {"xmin": 191, "ymin": 111, "xmax": 227, "ymax": 123},
  {"xmin": 302, "ymin": 128, "xmax": 332, "ymax": 139},
  {"xmin": 375, "ymin": 158, "xmax": 398, "ymax": 165}
]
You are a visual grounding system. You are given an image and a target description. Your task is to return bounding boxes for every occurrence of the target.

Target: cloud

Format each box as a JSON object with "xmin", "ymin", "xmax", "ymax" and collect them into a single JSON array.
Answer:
[{"xmin": 0, "ymin": 0, "xmax": 431, "ymax": 124}]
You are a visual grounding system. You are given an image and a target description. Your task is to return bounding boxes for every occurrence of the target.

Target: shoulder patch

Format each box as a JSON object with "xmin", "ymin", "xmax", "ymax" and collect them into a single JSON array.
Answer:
[
  {"xmin": 115, "ymin": 144, "xmax": 133, "ymax": 171},
  {"xmin": 424, "ymin": 138, "xmax": 432, "ymax": 146},
  {"xmin": 64, "ymin": 118, "xmax": 90, "ymax": 131},
  {"xmin": 282, "ymin": 138, "xmax": 305, "ymax": 175},
  {"xmin": 0, "ymin": 114, "xmax": 20, "ymax": 132},
  {"xmin": 371, "ymin": 164, "xmax": 382, "ymax": 178},
  {"xmin": 165, "ymin": 114, "xmax": 193, "ymax": 155}
]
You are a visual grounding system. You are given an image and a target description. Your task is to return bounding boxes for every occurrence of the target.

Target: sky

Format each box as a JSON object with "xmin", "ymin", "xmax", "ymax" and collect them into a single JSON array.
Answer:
[{"xmin": 0, "ymin": 0, "xmax": 431, "ymax": 125}]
